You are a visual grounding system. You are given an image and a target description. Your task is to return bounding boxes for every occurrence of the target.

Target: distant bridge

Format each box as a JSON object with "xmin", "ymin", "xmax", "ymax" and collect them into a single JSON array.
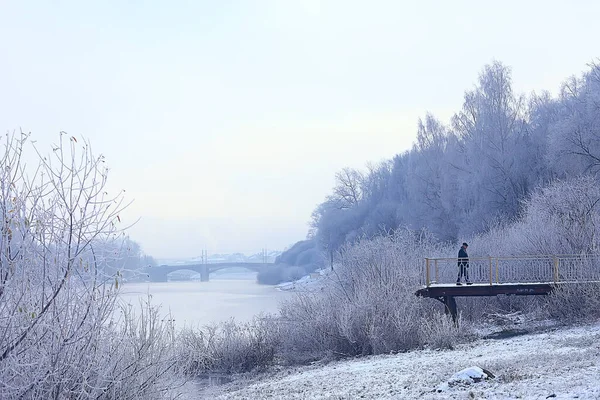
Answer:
[
  {"xmin": 416, "ymin": 255, "xmax": 600, "ymax": 321},
  {"xmin": 142, "ymin": 262, "xmax": 274, "ymax": 282}
]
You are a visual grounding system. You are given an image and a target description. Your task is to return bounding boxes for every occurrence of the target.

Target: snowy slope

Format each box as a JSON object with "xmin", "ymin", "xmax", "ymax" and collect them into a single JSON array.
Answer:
[{"xmin": 202, "ymin": 323, "xmax": 600, "ymax": 399}]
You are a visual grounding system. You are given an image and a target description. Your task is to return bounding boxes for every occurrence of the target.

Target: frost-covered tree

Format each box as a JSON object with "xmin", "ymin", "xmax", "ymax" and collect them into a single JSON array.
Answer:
[
  {"xmin": 523, "ymin": 91, "xmax": 557, "ymax": 185},
  {"xmin": 405, "ymin": 114, "xmax": 456, "ymax": 239},
  {"xmin": 0, "ymin": 132, "xmax": 178, "ymax": 399},
  {"xmin": 360, "ymin": 161, "xmax": 397, "ymax": 236},
  {"xmin": 548, "ymin": 61, "xmax": 600, "ymax": 176},
  {"xmin": 331, "ymin": 167, "xmax": 365, "ymax": 210},
  {"xmin": 311, "ymin": 167, "xmax": 367, "ymax": 255},
  {"xmin": 451, "ymin": 61, "xmax": 528, "ymax": 233}
]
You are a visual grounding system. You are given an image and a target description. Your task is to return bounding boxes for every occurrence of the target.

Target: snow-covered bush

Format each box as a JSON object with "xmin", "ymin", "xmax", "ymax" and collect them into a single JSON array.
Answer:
[
  {"xmin": 0, "ymin": 133, "xmax": 179, "ymax": 399},
  {"xmin": 418, "ymin": 312, "xmax": 469, "ymax": 350},
  {"xmin": 513, "ymin": 176, "xmax": 600, "ymax": 255},
  {"xmin": 544, "ymin": 282, "xmax": 600, "ymax": 322},
  {"xmin": 277, "ymin": 230, "xmax": 468, "ymax": 362},
  {"xmin": 177, "ymin": 316, "xmax": 280, "ymax": 374}
]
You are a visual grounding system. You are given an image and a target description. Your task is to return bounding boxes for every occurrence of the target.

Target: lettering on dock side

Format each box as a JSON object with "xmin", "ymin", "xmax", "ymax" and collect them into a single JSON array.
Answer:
[{"xmin": 516, "ymin": 288, "xmax": 535, "ymax": 293}]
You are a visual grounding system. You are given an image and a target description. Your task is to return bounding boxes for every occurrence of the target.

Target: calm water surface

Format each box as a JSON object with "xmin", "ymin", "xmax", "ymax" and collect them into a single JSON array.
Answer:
[{"xmin": 118, "ymin": 271, "xmax": 291, "ymax": 329}]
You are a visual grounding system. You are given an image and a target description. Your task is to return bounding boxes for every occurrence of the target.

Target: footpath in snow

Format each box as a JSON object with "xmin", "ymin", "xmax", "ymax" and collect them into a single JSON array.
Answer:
[{"xmin": 200, "ymin": 323, "xmax": 600, "ymax": 399}]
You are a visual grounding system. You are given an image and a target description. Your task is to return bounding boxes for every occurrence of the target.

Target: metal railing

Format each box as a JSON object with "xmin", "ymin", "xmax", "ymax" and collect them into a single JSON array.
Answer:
[{"xmin": 423, "ymin": 255, "xmax": 600, "ymax": 287}]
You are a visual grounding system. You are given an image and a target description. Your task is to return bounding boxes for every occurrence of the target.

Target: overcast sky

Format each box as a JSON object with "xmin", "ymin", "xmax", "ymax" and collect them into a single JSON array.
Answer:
[{"xmin": 1, "ymin": 1, "xmax": 599, "ymax": 258}]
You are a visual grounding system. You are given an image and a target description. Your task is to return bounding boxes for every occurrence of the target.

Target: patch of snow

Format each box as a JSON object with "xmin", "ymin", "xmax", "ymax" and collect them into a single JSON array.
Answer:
[{"xmin": 436, "ymin": 366, "xmax": 493, "ymax": 392}]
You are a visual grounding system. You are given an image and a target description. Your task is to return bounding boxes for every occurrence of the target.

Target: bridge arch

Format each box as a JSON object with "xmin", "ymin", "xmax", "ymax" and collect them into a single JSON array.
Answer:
[{"xmin": 143, "ymin": 262, "xmax": 273, "ymax": 282}]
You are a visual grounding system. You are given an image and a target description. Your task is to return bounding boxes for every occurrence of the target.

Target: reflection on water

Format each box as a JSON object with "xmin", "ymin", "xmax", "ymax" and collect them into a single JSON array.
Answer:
[{"xmin": 118, "ymin": 271, "xmax": 289, "ymax": 328}]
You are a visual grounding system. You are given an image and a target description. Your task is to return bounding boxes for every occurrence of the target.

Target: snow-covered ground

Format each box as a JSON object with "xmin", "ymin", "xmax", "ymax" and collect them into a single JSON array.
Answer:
[{"xmin": 199, "ymin": 322, "xmax": 600, "ymax": 399}]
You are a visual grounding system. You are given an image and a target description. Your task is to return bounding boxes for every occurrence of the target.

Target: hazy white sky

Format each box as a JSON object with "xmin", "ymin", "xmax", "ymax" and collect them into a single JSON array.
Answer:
[{"xmin": 1, "ymin": 1, "xmax": 599, "ymax": 258}]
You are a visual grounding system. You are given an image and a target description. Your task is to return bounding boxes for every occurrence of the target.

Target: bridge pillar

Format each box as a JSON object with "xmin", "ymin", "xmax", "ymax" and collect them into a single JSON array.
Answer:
[{"xmin": 200, "ymin": 264, "xmax": 209, "ymax": 282}]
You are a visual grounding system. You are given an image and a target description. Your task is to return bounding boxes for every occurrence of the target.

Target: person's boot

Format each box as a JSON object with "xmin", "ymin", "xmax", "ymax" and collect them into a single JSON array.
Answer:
[
  {"xmin": 466, "ymin": 280, "xmax": 473, "ymax": 285},
  {"xmin": 456, "ymin": 280, "xmax": 462, "ymax": 286}
]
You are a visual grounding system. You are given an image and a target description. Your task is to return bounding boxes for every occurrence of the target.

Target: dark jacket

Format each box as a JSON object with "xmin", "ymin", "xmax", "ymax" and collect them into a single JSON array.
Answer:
[{"xmin": 458, "ymin": 247, "xmax": 469, "ymax": 267}]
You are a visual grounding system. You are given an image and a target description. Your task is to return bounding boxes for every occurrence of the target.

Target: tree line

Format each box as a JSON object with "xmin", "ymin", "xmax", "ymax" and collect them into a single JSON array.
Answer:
[{"xmin": 310, "ymin": 60, "xmax": 600, "ymax": 258}]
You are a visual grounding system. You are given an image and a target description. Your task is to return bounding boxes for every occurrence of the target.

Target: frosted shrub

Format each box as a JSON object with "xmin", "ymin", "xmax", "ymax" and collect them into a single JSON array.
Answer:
[
  {"xmin": 543, "ymin": 282, "xmax": 600, "ymax": 322},
  {"xmin": 516, "ymin": 177, "xmax": 600, "ymax": 255},
  {"xmin": 99, "ymin": 299, "xmax": 180, "ymax": 399},
  {"xmin": 418, "ymin": 312, "xmax": 468, "ymax": 350},
  {"xmin": 178, "ymin": 316, "xmax": 280, "ymax": 374},
  {"xmin": 278, "ymin": 292, "xmax": 343, "ymax": 364},
  {"xmin": 0, "ymin": 133, "xmax": 179, "ymax": 399},
  {"xmin": 277, "ymin": 230, "xmax": 459, "ymax": 362}
]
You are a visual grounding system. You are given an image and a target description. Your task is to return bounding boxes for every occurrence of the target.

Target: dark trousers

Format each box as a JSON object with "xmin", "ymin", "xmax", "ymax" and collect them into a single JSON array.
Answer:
[{"xmin": 457, "ymin": 263, "xmax": 469, "ymax": 282}]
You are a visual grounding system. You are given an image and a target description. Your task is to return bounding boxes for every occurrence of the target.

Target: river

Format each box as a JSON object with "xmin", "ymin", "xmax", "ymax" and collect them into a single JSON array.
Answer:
[{"xmin": 118, "ymin": 270, "xmax": 290, "ymax": 329}]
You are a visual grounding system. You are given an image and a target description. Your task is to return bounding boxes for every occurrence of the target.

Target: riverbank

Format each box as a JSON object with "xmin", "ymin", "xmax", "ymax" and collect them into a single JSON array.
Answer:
[
  {"xmin": 276, "ymin": 268, "xmax": 329, "ymax": 292},
  {"xmin": 198, "ymin": 321, "xmax": 600, "ymax": 399}
]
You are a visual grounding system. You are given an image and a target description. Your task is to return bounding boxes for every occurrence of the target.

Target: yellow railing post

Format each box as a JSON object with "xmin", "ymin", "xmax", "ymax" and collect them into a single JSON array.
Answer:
[
  {"xmin": 553, "ymin": 256, "xmax": 559, "ymax": 283},
  {"xmin": 489, "ymin": 257, "xmax": 493, "ymax": 285},
  {"xmin": 434, "ymin": 259, "xmax": 439, "ymax": 283},
  {"xmin": 495, "ymin": 258, "xmax": 499, "ymax": 283},
  {"xmin": 425, "ymin": 258, "xmax": 430, "ymax": 287}
]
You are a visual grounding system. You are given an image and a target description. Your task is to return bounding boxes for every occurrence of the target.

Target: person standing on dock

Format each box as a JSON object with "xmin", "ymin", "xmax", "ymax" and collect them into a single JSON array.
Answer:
[{"xmin": 457, "ymin": 242, "xmax": 471, "ymax": 285}]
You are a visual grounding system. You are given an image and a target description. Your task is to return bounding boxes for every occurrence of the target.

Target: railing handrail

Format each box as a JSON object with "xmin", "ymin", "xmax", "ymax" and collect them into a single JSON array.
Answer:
[
  {"xmin": 425, "ymin": 254, "xmax": 600, "ymax": 261},
  {"xmin": 423, "ymin": 254, "xmax": 600, "ymax": 287}
]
